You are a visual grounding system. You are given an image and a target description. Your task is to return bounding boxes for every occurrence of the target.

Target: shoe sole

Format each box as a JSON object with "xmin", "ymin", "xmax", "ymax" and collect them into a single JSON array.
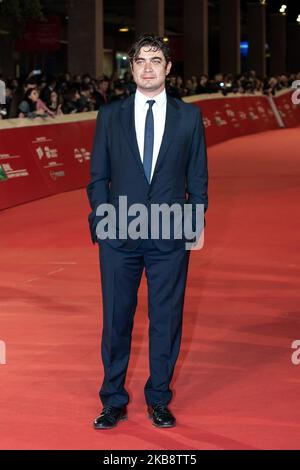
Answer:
[
  {"xmin": 93, "ymin": 414, "xmax": 128, "ymax": 430},
  {"xmin": 148, "ymin": 414, "xmax": 176, "ymax": 428}
]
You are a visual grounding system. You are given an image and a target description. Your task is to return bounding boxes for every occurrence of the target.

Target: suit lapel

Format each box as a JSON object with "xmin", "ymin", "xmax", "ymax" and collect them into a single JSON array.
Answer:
[{"xmin": 120, "ymin": 94, "xmax": 146, "ymax": 177}]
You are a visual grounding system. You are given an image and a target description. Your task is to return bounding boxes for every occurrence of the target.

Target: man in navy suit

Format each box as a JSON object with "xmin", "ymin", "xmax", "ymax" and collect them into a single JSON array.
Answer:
[{"xmin": 87, "ymin": 34, "xmax": 208, "ymax": 429}]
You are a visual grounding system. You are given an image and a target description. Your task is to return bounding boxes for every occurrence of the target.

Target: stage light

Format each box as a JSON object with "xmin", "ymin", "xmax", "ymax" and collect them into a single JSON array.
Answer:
[
  {"xmin": 240, "ymin": 41, "xmax": 249, "ymax": 58},
  {"xmin": 118, "ymin": 27, "xmax": 129, "ymax": 33},
  {"xmin": 297, "ymin": 15, "xmax": 300, "ymax": 24},
  {"xmin": 279, "ymin": 4, "xmax": 287, "ymax": 15},
  {"xmin": 163, "ymin": 37, "xmax": 169, "ymax": 43}
]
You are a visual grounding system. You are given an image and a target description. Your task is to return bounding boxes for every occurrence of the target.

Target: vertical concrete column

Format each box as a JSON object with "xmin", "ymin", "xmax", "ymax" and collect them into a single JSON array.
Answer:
[
  {"xmin": 135, "ymin": 0, "xmax": 164, "ymax": 38},
  {"xmin": 287, "ymin": 23, "xmax": 300, "ymax": 74},
  {"xmin": 68, "ymin": 0, "xmax": 104, "ymax": 77},
  {"xmin": 0, "ymin": 37, "xmax": 15, "ymax": 77},
  {"xmin": 269, "ymin": 14, "xmax": 287, "ymax": 75},
  {"xmin": 248, "ymin": 2, "xmax": 266, "ymax": 77},
  {"xmin": 220, "ymin": 0, "xmax": 241, "ymax": 74},
  {"xmin": 0, "ymin": 17, "xmax": 15, "ymax": 77},
  {"xmin": 183, "ymin": 0, "xmax": 208, "ymax": 78}
]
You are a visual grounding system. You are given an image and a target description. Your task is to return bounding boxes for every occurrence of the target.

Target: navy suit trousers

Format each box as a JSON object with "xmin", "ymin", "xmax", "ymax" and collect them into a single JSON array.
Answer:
[{"xmin": 98, "ymin": 238, "xmax": 190, "ymax": 407}]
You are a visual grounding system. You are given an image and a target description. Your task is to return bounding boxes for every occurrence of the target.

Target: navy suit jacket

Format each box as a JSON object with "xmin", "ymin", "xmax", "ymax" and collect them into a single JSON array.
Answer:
[{"xmin": 87, "ymin": 92, "xmax": 208, "ymax": 251}]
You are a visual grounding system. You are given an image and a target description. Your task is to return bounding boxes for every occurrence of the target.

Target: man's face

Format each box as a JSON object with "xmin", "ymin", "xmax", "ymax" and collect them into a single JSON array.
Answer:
[{"xmin": 131, "ymin": 46, "xmax": 172, "ymax": 94}]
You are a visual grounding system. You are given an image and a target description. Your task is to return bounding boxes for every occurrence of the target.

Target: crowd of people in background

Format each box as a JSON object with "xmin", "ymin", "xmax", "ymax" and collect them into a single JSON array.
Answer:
[{"xmin": 0, "ymin": 69, "xmax": 299, "ymax": 120}]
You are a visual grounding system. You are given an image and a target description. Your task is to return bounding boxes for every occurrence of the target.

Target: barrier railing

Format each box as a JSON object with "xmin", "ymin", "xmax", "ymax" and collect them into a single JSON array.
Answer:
[{"xmin": 0, "ymin": 90, "xmax": 299, "ymax": 210}]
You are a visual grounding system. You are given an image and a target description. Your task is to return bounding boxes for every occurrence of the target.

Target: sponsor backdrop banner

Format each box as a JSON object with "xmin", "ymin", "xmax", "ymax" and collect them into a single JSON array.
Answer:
[
  {"xmin": 0, "ymin": 127, "xmax": 51, "ymax": 209},
  {"xmin": 0, "ymin": 91, "xmax": 299, "ymax": 210},
  {"xmin": 273, "ymin": 91, "xmax": 300, "ymax": 128},
  {"xmin": 190, "ymin": 94, "xmax": 279, "ymax": 146},
  {"xmin": 0, "ymin": 121, "xmax": 92, "ymax": 210}
]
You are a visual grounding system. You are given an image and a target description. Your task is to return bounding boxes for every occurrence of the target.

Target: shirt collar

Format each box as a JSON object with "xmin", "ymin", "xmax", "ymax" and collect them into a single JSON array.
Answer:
[{"xmin": 135, "ymin": 88, "xmax": 167, "ymax": 109}]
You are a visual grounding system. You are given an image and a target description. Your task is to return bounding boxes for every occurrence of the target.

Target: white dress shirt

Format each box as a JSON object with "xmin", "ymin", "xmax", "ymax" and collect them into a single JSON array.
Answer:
[{"xmin": 134, "ymin": 88, "xmax": 167, "ymax": 182}]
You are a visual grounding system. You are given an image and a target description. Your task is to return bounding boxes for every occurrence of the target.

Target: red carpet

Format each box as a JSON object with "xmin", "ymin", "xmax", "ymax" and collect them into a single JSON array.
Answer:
[{"xmin": 0, "ymin": 127, "xmax": 300, "ymax": 449}]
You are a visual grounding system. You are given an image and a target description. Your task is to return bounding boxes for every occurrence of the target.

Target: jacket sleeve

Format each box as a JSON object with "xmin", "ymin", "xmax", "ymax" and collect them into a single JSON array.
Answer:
[
  {"xmin": 86, "ymin": 109, "xmax": 111, "ymax": 243},
  {"xmin": 186, "ymin": 107, "xmax": 208, "ymax": 233}
]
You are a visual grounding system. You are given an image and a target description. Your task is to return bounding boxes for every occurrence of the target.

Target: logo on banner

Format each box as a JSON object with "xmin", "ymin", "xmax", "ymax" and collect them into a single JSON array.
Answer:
[
  {"xmin": 203, "ymin": 117, "xmax": 211, "ymax": 128},
  {"xmin": 257, "ymin": 105, "xmax": 266, "ymax": 115},
  {"xmin": 50, "ymin": 170, "xmax": 65, "ymax": 181},
  {"xmin": 74, "ymin": 148, "xmax": 90, "ymax": 163},
  {"xmin": 225, "ymin": 109, "xmax": 236, "ymax": 118},
  {"xmin": 214, "ymin": 112, "xmax": 227, "ymax": 126},
  {"xmin": 35, "ymin": 146, "xmax": 58, "ymax": 160},
  {"xmin": 238, "ymin": 111, "xmax": 247, "ymax": 120},
  {"xmin": 0, "ymin": 164, "xmax": 8, "ymax": 181},
  {"xmin": 0, "ymin": 163, "xmax": 28, "ymax": 179},
  {"xmin": 248, "ymin": 108, "xmax": 259, "ymax": 120}
]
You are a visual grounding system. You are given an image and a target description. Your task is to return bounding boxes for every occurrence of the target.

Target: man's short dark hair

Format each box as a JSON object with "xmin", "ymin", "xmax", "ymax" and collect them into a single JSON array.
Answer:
[{"xmin": 128, "ymin": 33, "xmax": 171, "ymax": 66}]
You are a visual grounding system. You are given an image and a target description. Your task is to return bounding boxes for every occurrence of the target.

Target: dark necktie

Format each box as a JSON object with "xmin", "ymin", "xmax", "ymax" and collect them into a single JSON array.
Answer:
[{"xmin": 143, "ymin": 100, "xmax": 155, "ymax": 183}]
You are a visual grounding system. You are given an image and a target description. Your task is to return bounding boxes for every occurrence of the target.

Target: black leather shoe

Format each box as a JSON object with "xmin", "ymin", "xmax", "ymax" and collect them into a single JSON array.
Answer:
[
  {"xmin": 93, "ymin": 405, "xmax": 127, "ymax": 430},
  {"xmin": 147, "ymin": 404, "xmax": 176, "ymax": 428}
]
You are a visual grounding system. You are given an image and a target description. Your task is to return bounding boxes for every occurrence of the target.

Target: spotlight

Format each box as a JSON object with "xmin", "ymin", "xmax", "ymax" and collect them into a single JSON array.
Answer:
[
  {"xmin": 297, "ymin": 14, "xmax": 300, "ymax": 24},
  {"xmin": 279, "ymin": 4, "xmax": 287, "ymax": 15},
  {"xmin": 163, "ymin": 37, "xmax": 169, "ymax": 43},
  {"xmin": 118, "ymin": 27, "xmax": 129, "ymax": 33}
]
